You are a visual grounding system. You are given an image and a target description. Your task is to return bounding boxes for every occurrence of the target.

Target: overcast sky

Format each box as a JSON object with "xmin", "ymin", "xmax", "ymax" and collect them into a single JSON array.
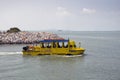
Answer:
[{"xmin": 0, "ymin": 0, "xmax": 120, "ymax": 31}]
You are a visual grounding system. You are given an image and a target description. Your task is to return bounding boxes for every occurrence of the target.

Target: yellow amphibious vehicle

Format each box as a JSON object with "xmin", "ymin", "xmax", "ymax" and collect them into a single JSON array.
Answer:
[{"xmin": 22, "ymin": 39, "xmax": 85, "ymax": 56}]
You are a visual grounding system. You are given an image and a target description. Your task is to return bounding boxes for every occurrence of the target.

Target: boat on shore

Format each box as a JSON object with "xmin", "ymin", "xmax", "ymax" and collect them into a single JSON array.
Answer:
[{"xmin": 22, "ymin": 39, "xmax": 85, "ymax": 56}]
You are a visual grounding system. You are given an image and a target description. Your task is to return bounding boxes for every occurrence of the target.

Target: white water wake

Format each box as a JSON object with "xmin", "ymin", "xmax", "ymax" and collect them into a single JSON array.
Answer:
[
  {"xmin": 0, "ymin": 52, "xmax": 83, "ymax": 57},
  {"xmin": 0, "ymin": 52, "xmax": 22, "ymax": 55}
]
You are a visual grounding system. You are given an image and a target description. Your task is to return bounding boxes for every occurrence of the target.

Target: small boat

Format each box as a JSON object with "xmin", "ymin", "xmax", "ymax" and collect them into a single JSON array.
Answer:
[{"xmin": 22, "ymin": 39, "xmax": 85, "ymax": 56}]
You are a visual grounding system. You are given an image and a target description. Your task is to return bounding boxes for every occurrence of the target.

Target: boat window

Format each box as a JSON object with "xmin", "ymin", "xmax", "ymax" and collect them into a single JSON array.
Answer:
[
  {"xmin": 44, "ymin": 43, "xmax": 48, "ymax": 48},
  {"xmin": 70, "ymin": 45, "xmax": 73, "ymax": 48},
  {"xmin": 41, "ymin": 42, "xmax": 51, "ymax": 48},
  {"xmin": 53, "ymin": 42, "xmax": 62, "ymax": 48},
  {"xmin": 47, "ymin": 43, "xmax": 51, "ymax": 48},
  {"xmin": 57, "ymin": 42, "xmax": 62, "ymax": 48},
  {"xmin": 74, "ymin": 45, "xmax": 76, "ymax": 48},
  {"xmin": 63, "ymin": 42, "xmax": 68, "ymax": 48}
]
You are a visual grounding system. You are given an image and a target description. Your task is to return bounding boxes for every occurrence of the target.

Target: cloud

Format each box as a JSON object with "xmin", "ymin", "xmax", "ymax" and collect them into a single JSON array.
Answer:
[
  {"xmin": 81, "ymin": 8, "xmax": 96, "ymax": 14},
  {"xmin": 56, "ymin": 7, "xmax": 71, "ymax": 16}
]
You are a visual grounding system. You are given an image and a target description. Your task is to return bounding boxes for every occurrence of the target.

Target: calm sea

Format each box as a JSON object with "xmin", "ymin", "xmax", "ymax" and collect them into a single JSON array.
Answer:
[{"xmin": 0, "ymin": 31, "xmax": 120, "ymax": 80}]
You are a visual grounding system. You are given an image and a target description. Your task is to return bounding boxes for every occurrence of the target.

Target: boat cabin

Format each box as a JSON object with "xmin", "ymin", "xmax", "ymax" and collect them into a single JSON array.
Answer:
[{"xmin": 39, "ymin": 39, "xmax": 76, "ymax": 48}]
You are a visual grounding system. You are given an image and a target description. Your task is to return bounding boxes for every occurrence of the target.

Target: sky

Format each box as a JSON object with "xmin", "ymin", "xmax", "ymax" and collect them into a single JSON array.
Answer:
[{"xmin": 0, "ymin": 0, "xmax": 120, "ymax": 31}]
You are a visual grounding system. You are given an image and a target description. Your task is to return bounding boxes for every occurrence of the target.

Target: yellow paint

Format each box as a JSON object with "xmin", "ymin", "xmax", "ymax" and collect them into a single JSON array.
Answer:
[{"xmin": 22, "ymin": 40, "xmax": 85, "ymax": 56}]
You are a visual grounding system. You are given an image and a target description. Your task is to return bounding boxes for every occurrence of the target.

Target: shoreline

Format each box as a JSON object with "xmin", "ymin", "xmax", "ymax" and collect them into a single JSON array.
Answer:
[{"xmin": 0, "ymin": 31, "xmax": 63, "ymax": 44}]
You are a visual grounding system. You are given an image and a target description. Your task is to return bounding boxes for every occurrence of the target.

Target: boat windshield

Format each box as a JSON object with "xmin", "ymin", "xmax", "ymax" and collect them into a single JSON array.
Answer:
[{"xmin": 39, "ymin": 39, "xmax": 69, "ymax": 48}]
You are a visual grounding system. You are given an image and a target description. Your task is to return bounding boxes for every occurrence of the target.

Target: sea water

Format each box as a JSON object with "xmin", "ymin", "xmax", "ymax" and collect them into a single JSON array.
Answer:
[{"xmin": 0, "ymin": 31, "xmax": 120, "ymax": 80}]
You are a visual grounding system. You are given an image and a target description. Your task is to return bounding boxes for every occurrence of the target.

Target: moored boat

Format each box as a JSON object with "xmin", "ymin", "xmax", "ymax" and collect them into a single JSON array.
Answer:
[{"xmin": 22, "ymin": 39, "xmax": 85, "ymax": 56}]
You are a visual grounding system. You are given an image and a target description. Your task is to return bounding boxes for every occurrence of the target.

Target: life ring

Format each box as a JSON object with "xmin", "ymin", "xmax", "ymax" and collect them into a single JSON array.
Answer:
[{"xmin": 29, "ymin": 46, "xmax": 35, "ymax": 50}]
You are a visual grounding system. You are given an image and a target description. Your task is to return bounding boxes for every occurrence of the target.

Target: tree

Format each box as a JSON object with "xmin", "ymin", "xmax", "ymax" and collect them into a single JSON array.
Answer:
[{"xmin": 7, "ymin": 27, "xmax": 21, "ymax": 33}]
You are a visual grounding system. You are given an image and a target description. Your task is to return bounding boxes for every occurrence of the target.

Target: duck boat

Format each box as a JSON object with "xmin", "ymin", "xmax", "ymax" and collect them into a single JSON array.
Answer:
[{"xmin": 22, "ymin": 39, "xmax": 85, "ymax": 56}]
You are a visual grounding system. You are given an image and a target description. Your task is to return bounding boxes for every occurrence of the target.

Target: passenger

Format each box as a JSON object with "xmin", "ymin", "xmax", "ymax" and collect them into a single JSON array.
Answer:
[
  {"xmin": 57, "ymin": 42, "xmax": 61, "ymax": 48},
  {"xmin": 65, "ymin": 44, "xmax": 68, "ymax": 48},
  {"xmin": 41, "ymin": 43, "xmax": 44, "ymax": 48},
  {"xmin": 47, "ymin": 43, "xmax": 51, "ymax": 48},
  {"xmin": 62, "ymin": 42, "xmax": 68, "ymax": 48},
  {"xmin": 53, "ymin": 42, "xmax": 56, "ymax": 48}
]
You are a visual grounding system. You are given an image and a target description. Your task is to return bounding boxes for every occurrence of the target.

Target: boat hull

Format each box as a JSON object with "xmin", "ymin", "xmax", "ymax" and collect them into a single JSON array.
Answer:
[{"xmin": 22, "ymin": 48, "xmax": 85, "ymax": 56}]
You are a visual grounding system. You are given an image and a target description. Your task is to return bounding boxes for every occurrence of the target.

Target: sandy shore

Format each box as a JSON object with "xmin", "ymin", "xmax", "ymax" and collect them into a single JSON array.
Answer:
[{"xmin": 0, "ymin": 31, "xmax": 63, "ymax": 44}]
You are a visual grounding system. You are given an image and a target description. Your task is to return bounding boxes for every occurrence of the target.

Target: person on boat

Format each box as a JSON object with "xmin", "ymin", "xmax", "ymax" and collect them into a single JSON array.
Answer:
[
  {"xmin": 41, "ymin": 42, "xmax": 44, "ymax": 48},
  {"xmin": 53, "ymin": 42, "xmax": 56, "ymax": 48}
]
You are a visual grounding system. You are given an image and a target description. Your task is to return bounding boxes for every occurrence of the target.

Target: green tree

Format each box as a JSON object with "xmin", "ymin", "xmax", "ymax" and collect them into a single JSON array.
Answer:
[{"xmin": 7, "ymin": 27, "xmax": 21, "ymax": 33}]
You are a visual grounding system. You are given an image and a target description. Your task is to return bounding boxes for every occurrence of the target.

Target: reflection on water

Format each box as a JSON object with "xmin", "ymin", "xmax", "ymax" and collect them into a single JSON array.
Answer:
[
  {"xmin": 0, "ymin": 52, "xmax": 85, "ymax": 80},
  {"xmin": 0, "ymin": 52, "xmax": 21, "ymax": 56}
]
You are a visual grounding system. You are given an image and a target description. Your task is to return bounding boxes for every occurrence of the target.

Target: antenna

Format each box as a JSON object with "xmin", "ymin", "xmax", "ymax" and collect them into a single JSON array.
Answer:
[{"xmin": 79, "ymin": 42, "xmax": 81, "ymax": 48}]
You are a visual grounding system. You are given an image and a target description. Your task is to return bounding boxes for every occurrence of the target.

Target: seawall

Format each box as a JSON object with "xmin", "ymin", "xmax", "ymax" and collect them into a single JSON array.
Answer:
[{"xmin": 0, "ymin": 31, "xmax": 63, "ymax": 44}]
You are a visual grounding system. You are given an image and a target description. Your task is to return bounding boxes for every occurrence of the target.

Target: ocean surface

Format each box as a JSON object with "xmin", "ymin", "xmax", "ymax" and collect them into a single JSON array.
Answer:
[{"xmin": 0, "ymin": 31, "xmax": 120, "ymax": 80}]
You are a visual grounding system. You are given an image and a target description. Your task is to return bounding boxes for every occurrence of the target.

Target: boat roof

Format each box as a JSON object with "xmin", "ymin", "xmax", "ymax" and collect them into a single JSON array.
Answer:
[{"xmin": 39, "ymin": 39, "xmax": 69, "ymax": 43}]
